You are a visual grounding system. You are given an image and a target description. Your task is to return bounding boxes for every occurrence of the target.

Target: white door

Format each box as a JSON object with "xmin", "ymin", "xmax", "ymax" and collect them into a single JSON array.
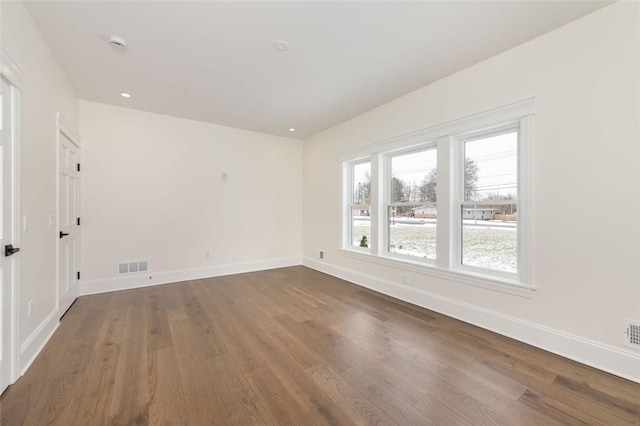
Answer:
[
  {"xmin": 0, "ymin": 76, "xmax": 19, "ymax": 394},
  {"xmin": 57, "ymin": 122, "xmax": 80, "ymax": 318}
]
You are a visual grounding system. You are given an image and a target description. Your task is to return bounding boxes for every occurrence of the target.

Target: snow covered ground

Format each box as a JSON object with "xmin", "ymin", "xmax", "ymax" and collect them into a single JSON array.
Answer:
[{"xmin": 352, "ymin": 217, "xmax": 516, "ymax": 273}]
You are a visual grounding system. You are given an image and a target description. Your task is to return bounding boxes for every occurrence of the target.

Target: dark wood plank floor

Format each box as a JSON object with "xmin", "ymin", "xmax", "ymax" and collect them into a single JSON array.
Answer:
[{"xmin": 1, "ymin": 266, "xmax": 639, "ymax": 425}]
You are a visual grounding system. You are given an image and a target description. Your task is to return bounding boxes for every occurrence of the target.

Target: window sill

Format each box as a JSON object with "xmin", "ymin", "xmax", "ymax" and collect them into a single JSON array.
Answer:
[{"xmin": 337, "ymin": 248, "xmax": 535, "ymax": 298}]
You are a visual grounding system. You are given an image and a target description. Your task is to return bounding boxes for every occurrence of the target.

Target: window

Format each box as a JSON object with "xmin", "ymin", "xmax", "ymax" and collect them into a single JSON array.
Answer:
[
  {"xmin": 387, "ymin": 147, "xmax": 437, "ymax": 260},
  {"xmin": 340, "ymin": 99, "xmax": 534, "ymax": 293},
  {"xmin": 458, "ymin": 128, "xmax": 519, "ymax": 273},
  {"xmin": 459, "ymin": 130, "xmax": 518, "ymax": 274},
  {"xmin": 349, "ymin": 160, "xmax": 371, "ymax": 250}
]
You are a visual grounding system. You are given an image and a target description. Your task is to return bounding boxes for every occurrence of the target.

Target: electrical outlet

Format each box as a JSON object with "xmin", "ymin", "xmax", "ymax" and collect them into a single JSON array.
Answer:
[
  {"xmin": 402, "ymin": 274, "xmax": 408, "ymax": 285},
  {"xmin": 23, "ymin": 216, "xmax": 29, "ymax": 232},
  {"xmin": 319, "ymin": 250, "xmax": 325, "ymax": 260},
  {"xmin": 27, "ymin": 299, "xmax": 33, "ymax": 317}
]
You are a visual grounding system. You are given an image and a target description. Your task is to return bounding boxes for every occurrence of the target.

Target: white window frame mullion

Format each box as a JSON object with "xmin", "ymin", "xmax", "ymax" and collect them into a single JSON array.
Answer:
[
  {"xmin": 381, "ymin": 152, "xmax": 392, "ymax": 256},
  {"xmin": 452, "ymin": 135, "xmax": 466, "ymax": 270},
  {"xmin": 342, "ymin": 161, "xmax": 353, "ymax": 250},
  {"xmin": 436, "ymin": 136, "xmax": 454, "ymax": 269},
  {"xmin": 370, "ymin": 153, "xmax": 382, "ymax": 256},
  {"xmin": 518, "ymin": 115, "xmax": 534, "ymax": 287}
]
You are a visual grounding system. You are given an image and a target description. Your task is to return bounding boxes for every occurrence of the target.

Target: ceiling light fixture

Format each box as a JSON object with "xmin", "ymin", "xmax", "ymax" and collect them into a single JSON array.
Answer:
[
  {"xmin": 120, "ymin": 92, "xmax": 131, "ymax": 98},
  {"xmin": 109, "ymin": 35, "xmax": 128, "ymax": 50},
  {"xmin": 289, "ymin": 128, "xmax": 295, "ymax": 132},
  {"xmin": 274, "ymin": 40, "xmax": 289, "ymax": 52}
]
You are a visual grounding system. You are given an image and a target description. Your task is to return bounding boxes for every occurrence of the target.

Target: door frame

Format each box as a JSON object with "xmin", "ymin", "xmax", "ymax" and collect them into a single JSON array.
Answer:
[
  {"xmin": 1, "ymin": 48, "xmax": 22, "ymax": 391},
  {"xmin": 56, "ymin": 113, "xmax": 81, "ymax": 318}
]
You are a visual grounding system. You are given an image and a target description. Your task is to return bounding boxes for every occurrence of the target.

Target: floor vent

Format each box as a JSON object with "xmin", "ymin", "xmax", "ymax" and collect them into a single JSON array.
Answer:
[
  {"xmin": 624, "ymin": 318, "xmax": 640, "ymax": 349},
  {"xmin": 118, "ymin": 260, "xmax": 148, "ymax": 275}
]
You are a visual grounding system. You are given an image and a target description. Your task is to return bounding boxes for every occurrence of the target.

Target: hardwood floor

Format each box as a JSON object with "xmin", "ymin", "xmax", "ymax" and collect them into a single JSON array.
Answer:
[{"xmin": 1, "ymin": 266, "xmax": 639, "ymax": 425}]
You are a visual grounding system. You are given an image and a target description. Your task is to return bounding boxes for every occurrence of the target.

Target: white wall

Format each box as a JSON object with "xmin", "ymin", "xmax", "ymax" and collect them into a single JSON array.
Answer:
[
  {"xmin": 79, "ymin": 101, "xmax": 303, "ymax": 292},
  {"xmin": 303, "ymin": 2, "xmax": 640, "ymax": 381},
  {"xmin": 0, "ymin": 2, "xmax": 78, "ymax": 360}
]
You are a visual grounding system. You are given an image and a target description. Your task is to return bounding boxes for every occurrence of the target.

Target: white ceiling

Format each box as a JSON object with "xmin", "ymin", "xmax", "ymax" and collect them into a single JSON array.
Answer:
[{"xmin": 25, "ymin": 1, "xmax": 611, "ymax": 139}]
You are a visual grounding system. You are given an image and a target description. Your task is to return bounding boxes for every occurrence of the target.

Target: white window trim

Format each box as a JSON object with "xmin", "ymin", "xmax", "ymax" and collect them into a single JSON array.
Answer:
[
  {"xmin": 452, "ymin": 123, "xmax": 521, "ymax": 281},
  {"xmin": 339, "ymin": 98, "xmax": 535, "ymax": 297},
  {"xmin": 339, "ymin": 98, "xmax": 535, "ymax": 162},
  {"xmin": 337, "ymin": 248, "xmax": 533, "ymax": 298}
]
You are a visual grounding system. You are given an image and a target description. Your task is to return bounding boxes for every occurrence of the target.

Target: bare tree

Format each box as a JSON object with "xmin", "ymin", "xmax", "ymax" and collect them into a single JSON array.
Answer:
[
  {"xmin": 354, "ymin": 170, "xmax": 371, "ymax": 204},
  {"xmin": 464, "ymin": 159, "xmax": 479, "ymax": 200},
  {"xmin": 419, "ymin": 170, "xmax": 437, "ymax": 202},
  {"xmin": 391, "ymin": 177, "xmax": 408, "ymax": 202},
  {"xmin": 416, "ymin": 160, "xmax": 478, "ymax": 202}
]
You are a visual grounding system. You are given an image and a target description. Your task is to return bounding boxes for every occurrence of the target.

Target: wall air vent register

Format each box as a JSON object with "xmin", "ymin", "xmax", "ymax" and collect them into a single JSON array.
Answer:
[{"xmin": 118, "ymin": 260, "xmax": 148, "ymax": 275}]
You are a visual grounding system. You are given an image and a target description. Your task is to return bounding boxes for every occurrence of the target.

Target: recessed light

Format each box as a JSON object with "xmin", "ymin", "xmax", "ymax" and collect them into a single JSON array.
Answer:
[
  {"xmin": 120, "ymin": 92, "xmax": 131, "ymax": 98},
  {"xmin": 289, "ymin": 128, "xmax": 295, "ymax": 132},
  {"xmin": 274, "ymin": 40, "xmax": 289, "ymax": 52}
]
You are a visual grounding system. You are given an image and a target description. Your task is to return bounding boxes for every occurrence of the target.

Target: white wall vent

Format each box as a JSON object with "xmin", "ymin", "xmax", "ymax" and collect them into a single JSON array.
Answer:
[
  {"xmin": 118, "ymin": 260, "xmax": 149, "ymax": 275},
  {"xmin": 624, "ymin": 318, "xmax": 640, "ymax": 349}
]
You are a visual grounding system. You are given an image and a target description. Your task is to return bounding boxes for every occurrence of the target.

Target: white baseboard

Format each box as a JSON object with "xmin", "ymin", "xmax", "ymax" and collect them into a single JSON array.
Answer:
[
  {"xmin": 80, "ymin": 256, "xmax": 302, "ymax": 296},
  {"xmin": 303, "ymin": 257, "xmax": 640, "ymax": 384},
  {"xmin": 19, "ymin": 307, "xmax": 59, "ymax": 376}
]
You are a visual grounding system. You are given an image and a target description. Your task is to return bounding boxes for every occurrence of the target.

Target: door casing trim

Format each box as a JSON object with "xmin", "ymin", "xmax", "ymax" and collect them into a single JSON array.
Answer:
[{"xmin": 0, "ymin": 48, "xmax": 22, "ymax": 390}]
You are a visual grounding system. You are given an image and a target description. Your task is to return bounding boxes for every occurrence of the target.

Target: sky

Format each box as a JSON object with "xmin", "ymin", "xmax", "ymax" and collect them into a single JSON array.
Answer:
[
  {"xmin": 353, "ymin": 131, "xmax": 517, "ymax": 201},
  {"xmin": 465, "ymin": 131, "xmax": 517, "ymax": 200}
]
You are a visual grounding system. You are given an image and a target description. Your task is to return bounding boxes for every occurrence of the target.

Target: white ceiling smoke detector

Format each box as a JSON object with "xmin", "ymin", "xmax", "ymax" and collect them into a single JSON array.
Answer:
[
  {"xmin": 273, "ymin": 40, "xmax": 289, "ymax": 52},
  {"xmin": 108, "ymin": 36, "xmax": 128, "ymax": 50}
]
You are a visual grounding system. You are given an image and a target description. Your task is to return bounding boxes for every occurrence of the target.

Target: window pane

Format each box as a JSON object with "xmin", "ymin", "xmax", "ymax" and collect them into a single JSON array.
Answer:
[
  {"xmin": 389, "ymin": 205, "xmax": 437, "ymax": 259},
  {"xmin": 465, "ymin": 132, "xmax": 517, "ymax": 202},
  {"xmin": 353, "ymin": 162, "xmax": 371, "ymax": 204},
  {"xmin": 388, "ymin": 147, "xmax": 437, "ymax": 259},
  {"xmin": 391, "ymin": 149, "xmax": 437, "ymax": 203},
  {"xmin": 352, "ymin": 206, "xmax": 370, "ymax": 248},
  {"xmin": 461, "ymin": 203, "xmax": 517, "ymax": 273}
]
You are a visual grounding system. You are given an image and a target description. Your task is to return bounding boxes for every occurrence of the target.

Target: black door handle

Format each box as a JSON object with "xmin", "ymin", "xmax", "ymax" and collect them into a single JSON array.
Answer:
[
  {"xmin": 59, "ymin": 231, "xmax": 70, "ymax": 239},
  {"xmin": 5, "ymin": 244, "xmax": 20, "ymax": 257}
]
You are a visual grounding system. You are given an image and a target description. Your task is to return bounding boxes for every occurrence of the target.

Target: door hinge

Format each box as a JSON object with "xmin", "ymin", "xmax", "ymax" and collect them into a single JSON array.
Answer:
[
  {"xmin": 76, "ymin": 163, "xmax": 80, "ymax": 172},
  {"xmin": 77, "ymin": 271, "xmax": 80, "ymax": 280},
  {"xmin": 76, "ymin": 217, "xmax": 80, "ymax": 226}
]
